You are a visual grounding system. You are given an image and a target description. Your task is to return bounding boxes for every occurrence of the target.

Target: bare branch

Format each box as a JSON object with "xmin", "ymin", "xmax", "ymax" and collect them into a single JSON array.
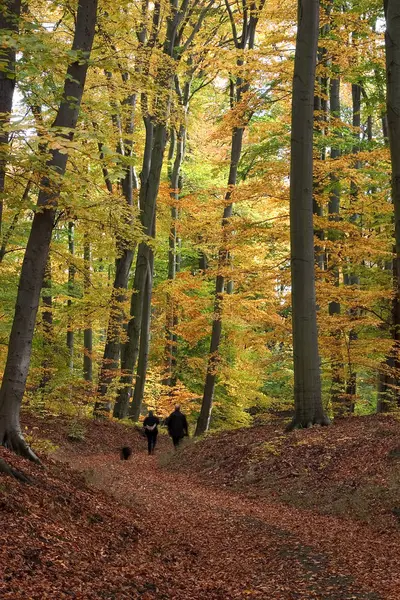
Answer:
[{"xmin": 224, "ymin": 0, "xmax": 239, "ymax": 47}]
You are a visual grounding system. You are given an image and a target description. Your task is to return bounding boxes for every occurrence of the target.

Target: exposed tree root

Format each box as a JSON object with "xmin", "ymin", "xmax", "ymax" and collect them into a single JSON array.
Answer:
[
  {"xmin": 0, "ymin": 458, "xmax": 31, "ymax": 483},
  {"xmin": 1, "ymin": 428, "xmax": 41, "ymax": 464},
  {"xmin": 0, "ymin": 429, "xmax": 40, "ymax": 483},
  {"xmin": 285, "ymin": 415, "xmax": 331, "ymax": 432}
]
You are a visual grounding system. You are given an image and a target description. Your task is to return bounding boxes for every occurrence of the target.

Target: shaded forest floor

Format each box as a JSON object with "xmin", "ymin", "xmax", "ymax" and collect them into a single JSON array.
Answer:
[
  {"xmin": 1, "ymin": 412, "xmax": 400, "ymax": 599},
  {"xmin": 168, "ymin": 414, "xmax": 400, "ymax": 530}
]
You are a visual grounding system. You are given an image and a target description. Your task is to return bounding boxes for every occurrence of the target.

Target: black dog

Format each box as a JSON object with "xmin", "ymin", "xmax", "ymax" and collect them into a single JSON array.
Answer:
[{"xmin": 120, "ymin": 446, "xmax": 132, "ymax": 460}]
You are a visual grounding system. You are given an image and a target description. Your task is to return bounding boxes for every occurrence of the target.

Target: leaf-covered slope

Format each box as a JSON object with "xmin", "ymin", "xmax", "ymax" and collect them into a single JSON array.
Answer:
[
  {"xmin": 2, "ymin": 412, "xmax": 400, "ymax": 599},
  {"xmin": 167, "ymin": 415, "xmax": 400, "ymax": 529},
  {"xmin": 20, "ymin": 410, "xmax": 146, "ymax": 454},
  {"xmin": 0, "ymin": 447, "xmax": 144, "ymax": 599}
]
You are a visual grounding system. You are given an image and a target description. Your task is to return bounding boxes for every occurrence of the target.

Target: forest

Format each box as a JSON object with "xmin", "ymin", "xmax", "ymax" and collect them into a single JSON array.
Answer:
[
  {"xmin": 2, "ymin": 0, "xmax": 400, "ymax": 598},
  {"xmin": 1, "ymin": 0, "xmax": 399, "ymax": 446}
]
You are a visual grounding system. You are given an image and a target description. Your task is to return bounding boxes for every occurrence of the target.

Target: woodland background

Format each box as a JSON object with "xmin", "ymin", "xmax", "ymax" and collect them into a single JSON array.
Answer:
[{"xmin": 0, "ymin": 0, "xmax": 393, "ymax": 430}]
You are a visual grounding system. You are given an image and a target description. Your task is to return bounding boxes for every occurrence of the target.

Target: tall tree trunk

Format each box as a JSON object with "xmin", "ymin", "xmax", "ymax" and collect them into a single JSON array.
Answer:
[
  {"xmin": 195, "ymin": 126, "xmax": 244, "ymax": 435},
  {"xmin": 198, "ymin": 245, "xmax": 208, "ymax": 271},
  {"xmin": 164, "ymin": 123, "xmax": 185, "ymax": 386},
  {"xmin": 344, "ymin": 82, "xmax": 362, "ymax": 411},
  {"xmin": 313, "ymin": 29, "xmax": 328, "ymax": 272},
  {"xmin": 83, "ymin": 235, "xmax": 93, "ymax": 382},
  {"xmin": 286, "ymin": 0, "xmax": 329, "ymax": 430},
  {"xmin": 94, "ymin": 90, "xmax": 137, "ymax": 412},
  {"xmin": 130, "ymin": 250, "xmax": 154, "ymax": 420},
  {"xmin": 328, "ymin": 75, "xmax": 345, "ymax": 410},
  {"xmin": 381, "ymin": 0, "xmax": 400, "ymax": 409},
  {"xmin": 0, "ymin": 0, "xmax": 98, "ymax": 459},
  {"xmin": 114, "ymin": 122, "xmax": 168, "ymax": 418},
  {"xmin": 377, "ymin": 253, "xmax": 397, "ymax": 411},
  {"xmin": 38, "ymin": 258, "xmax": 53, "ymax": 397},
  {"xmin": 0, "ymin": 0, "xmax": 21, "ymax": 237},
  {"xmin": 114, "ymin": 0, "xmax": 214, "ymax": 419},
  {"xmin": 313, "ymin": 86, "xmax": 324, "ymax": 270},
  {"xmin": 0, "ymin": 180, "xmax": 31, "ymax": 263},
  {"xmin": 195, "ymin": 0, "xmax": 265, "ymax": 436},
  {"xmin": 382, "ymin": 113, "xmax": 389, "ymax": 143},
  {"xmin": 112, "ymin": 2, "xmax": 168, "ymax": 420},
  {"xmin": 226, "ymin": 278, "xmax": 234, "ymax": 295},
  {"xmin": 67, "ymin": 221, "xmax": 75, "ymax": 372},
  {"xmin": 163, "ymin": 130, "xmax": 176, "ymax": 388}
]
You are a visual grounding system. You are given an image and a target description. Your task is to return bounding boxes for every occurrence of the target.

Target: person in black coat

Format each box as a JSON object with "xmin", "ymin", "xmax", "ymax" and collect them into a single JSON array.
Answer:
[
  {"xmin": 166, "ymin": 405, "xmax": 188, "ymax": 449},
  {"xmin": 143, "ymin": 410, "xmax": 160, "ymax": 455}
]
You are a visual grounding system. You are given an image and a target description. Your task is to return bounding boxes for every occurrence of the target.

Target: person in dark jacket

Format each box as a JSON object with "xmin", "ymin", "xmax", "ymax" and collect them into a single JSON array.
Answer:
[
  {"xmin": 143, "ymin": 410, "xmax": 160, "ymax": 455},
  {"xmin": 166, "ymin": 405, "xmax": 188, "ymax": 449}
]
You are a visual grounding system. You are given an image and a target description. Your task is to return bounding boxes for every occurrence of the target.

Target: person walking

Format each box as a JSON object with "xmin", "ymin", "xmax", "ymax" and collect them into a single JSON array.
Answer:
[
  {"xmin": 166, "ymin": 405, "xmax": 188, "ymax": 449},
  {"xmin": 143, "ymin": 410, "xmax": 160, "ymax": 455}
]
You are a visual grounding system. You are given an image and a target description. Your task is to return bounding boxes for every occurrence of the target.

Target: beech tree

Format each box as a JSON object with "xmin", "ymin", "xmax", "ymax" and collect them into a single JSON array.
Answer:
[
  {"xmin": 38, "ymin": 259, "xmax": 53, "ymax": 396},
  {"xmin": 112, "ymin": 0, "xmax": 171, "ymax": 419},
  {"xmin": 0, "ymin": 1, "xmax": 21, "ymax": 237},
  {"xmin": 195, "ymin": 0, "xmax": 266, "ymax": 436},
  {"xmin": 384, "ymin": 0, "xmax": 400, "ymax": 407},
  {"xmin": 163, "ymin": 69, "xmax": 192, "ymax": 389},
  {"xmin": 328, "ymin": 72, "xmax": 344, "ymax": 408},
  {"xmin": 114, "ymin": 0, "xmax": 215, "ymax": 420},
  {"xmin": 83, "ymin": 235, "xmax": 93, "ymax": 383},
  {"xmin": 0, "ymin": 0, "xmax": 98, "ymax": 460},
  {"xmin": 95, "ymin": 69, "xmax": 138, "ymax": 410},
  {"xmin": 287, "ymin": 0, "xmax": 330, "ymax": 429},
  {"xmin": 67, "ymin": 221, "xmax": 75, "ymax": 371}
]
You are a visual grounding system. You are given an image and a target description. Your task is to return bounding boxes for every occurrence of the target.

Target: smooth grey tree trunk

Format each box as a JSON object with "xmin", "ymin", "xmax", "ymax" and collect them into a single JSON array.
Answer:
[
  {"xmin": 328, "ymin": 75, "xmax": 345, "ymax": 409},
  {"xmin": 164, "ymin": 122, "xmax": 186, "ymax": 386},
  {"xmin": 0, "ymin": 0, "xmax": 98, "ymax": 460},
  {"xmin": 165, "ymin": 72, "xmax": 194, "ymax": 386},
  {"xmin": 381, "ymin": 0, "xmax": 400, "ymax": 409},
  {"xmin": 196, "ymin": 0, "xmax": 265, "ymax": 436},
  {"xmin": 130, "ymin": 250, "xmax": 154, "ymax": 420},
  {"xmin": 287, "ymin": 0, "xmax": 329, "ymax": 430},
  {"xmin": 378, "ymin": 118, "xmax": 398, "ymax": 411},
  {"xmin": 313, "ymin": 25, "xmax": 329, "ymax": 273},
  {"xmin": 195, "ymin": 126, "xmax": 244, "ymax": 435},
  {"xmin": 198, "ymin": 246, "xmax": 208, "ymax": 271},
  {"xmin": 0, "ymin": 180, "xmax": 31, "ymax": 263},
  {"xmin": 0, "ymin": 0, "xmax": 21, "ymax": 237},
  {"xmin": 343, "ymin": 82, "xmax": 362, "ymax": 411},
  {"xmin": 313, "ymin": 88, "xmax": 324, "ymax": 270},
  {"xmin": 377, "ymin": 256, "xmax": 397, "ymax": 411},
  {"xmin": 114, "ymin": 123, "xmax": 167, "ymax": 418},
  {"xmin": 38, "ymin": 258, "xmax": 53, "ymax": 397},
  {"xmin": 115, "ymin": 0, "xmax": 215, "ymax": 419},
  {"xmin": 83, "ymin": 235, "xmax": 93, "ymax": 382},
  {"xmin": 67, "ymin": 221, "xmax": 75, "ymax": 372},
  {"xmin": 328, "ymin": 76, "xmax": 341, "ymax": 295},
  {"xmin": 112, "ymin": 1, "xmax": 165, "ymax": 420},
  {"xmin": 95, "ymin": 242, "xmax": 135, "ymax": 409},
  {"xmin": 163, "ymin": 130, "xmax": 178, "ymax": 387},
  {"xmin": 94, "ymin": 90, "xmax": 137, "ymax": 413},
  {"xmin": 114, "ymin": 3, "xmax": 176, "ymax": 419}
]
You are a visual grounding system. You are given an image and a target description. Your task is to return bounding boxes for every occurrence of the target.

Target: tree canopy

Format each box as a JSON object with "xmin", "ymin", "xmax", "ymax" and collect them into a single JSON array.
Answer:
[{"xmin": 0, "ymin": 0, "xmax": 397, "ymax": 441}]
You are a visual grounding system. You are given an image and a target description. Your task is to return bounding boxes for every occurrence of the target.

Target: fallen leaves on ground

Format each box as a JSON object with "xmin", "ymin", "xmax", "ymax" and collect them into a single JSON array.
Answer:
[
  {"xmin": 1, "ymin": 412, "xmax": 400, "ymax": 598},
  {"xmin": 168, "ymin": 414, "xmax": 400, "ymax": 530}
]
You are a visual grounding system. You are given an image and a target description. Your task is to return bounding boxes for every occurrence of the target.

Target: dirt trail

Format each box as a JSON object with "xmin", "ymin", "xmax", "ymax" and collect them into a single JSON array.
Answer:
[{"xmin": 69, "ymin": 448, "xmax": 399, "ymax": 600}]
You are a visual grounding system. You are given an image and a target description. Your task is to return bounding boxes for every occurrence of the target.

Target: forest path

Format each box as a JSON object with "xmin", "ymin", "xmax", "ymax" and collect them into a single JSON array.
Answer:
[{"xmin": 69, "ymin": 447, "xmax": 398, "ymax": 600}]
